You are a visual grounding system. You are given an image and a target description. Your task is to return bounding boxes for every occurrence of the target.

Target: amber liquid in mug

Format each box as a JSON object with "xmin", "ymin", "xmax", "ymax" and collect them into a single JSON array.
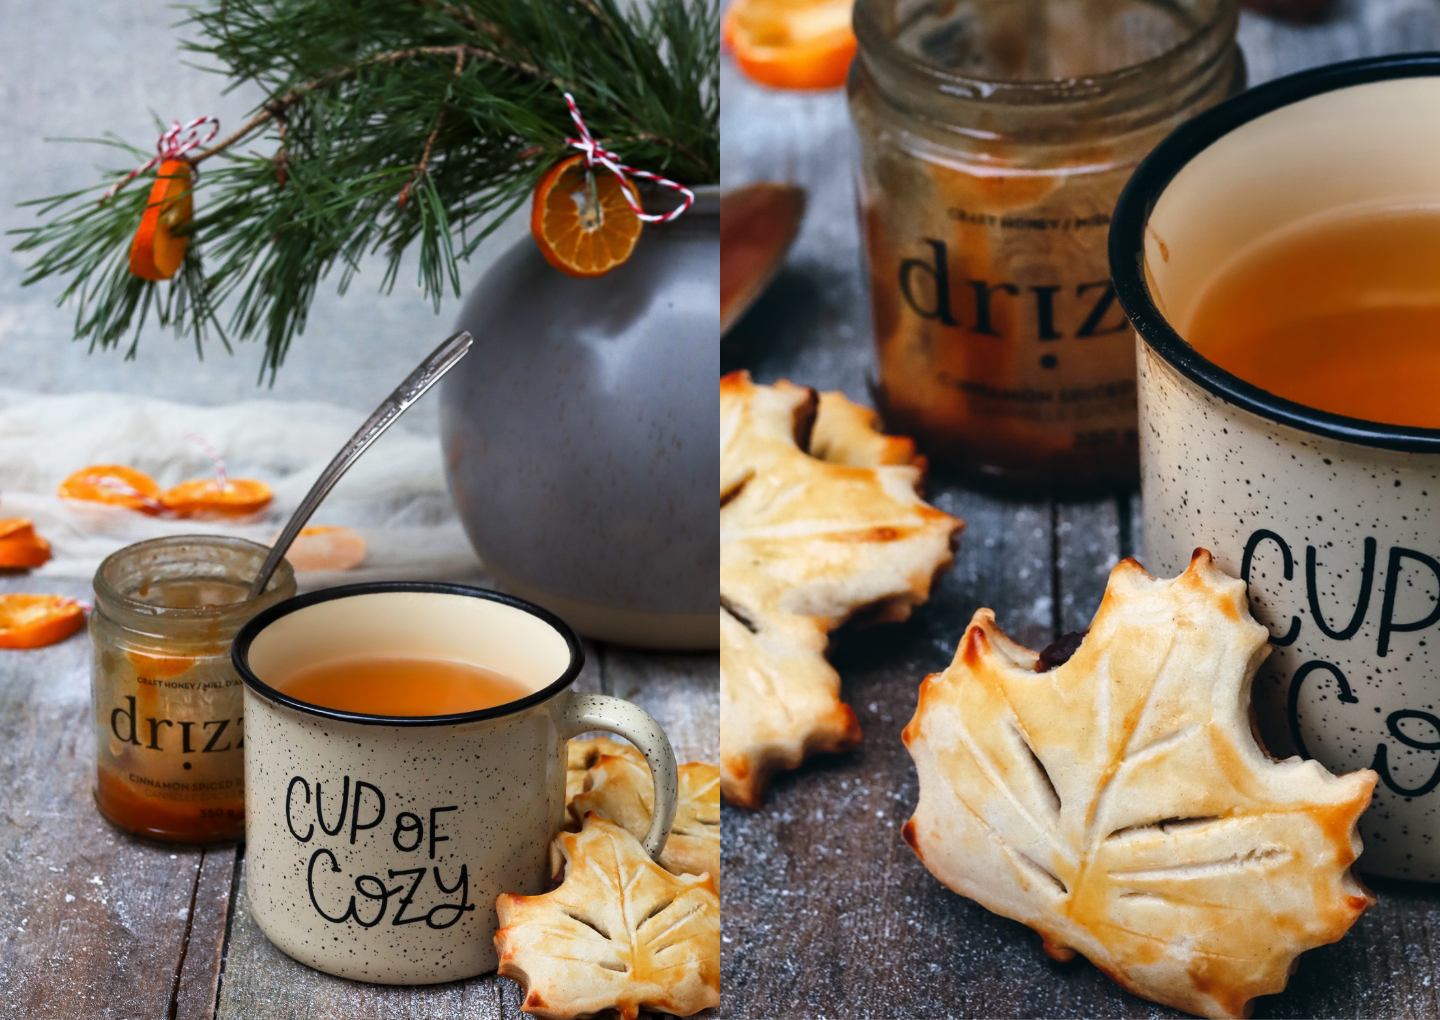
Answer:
[
  {"xmin": 276, "ymin": 657, "xmax": 531, "ymax": 716},
  {"xmin": 1186, "ymin": 208, "xmax": 1440, "ymax": 429}
]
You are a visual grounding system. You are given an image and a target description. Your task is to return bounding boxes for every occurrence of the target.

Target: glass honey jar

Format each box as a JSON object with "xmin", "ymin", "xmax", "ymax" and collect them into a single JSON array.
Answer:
[
  {"xmin": 849, "ymin": 0, "xmax": 1243, "ymax": 491},
  {"xmin": 90, "ymin": 536, "xmax": 295, "ymax": 844}
]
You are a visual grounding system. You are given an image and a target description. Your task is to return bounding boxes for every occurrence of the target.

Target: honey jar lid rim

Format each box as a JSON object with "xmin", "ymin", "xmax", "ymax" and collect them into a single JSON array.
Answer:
[
  {"xmin": 93, "ymin": 534, "xmax": 296, "ymax": 625},
  {"xmin": 853, "ymin": 0, "xmax": 1238, "ymax": 106}
]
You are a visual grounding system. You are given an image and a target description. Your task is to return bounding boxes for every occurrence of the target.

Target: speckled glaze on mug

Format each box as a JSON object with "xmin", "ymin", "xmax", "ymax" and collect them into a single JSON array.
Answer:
[
  {"xmin": 233, "ymin": 583, "xmax": 678, "ymax": 983},
  {"xmin": 1112, "ymin": 55, "xmax": 1440, "ymax": 880}
]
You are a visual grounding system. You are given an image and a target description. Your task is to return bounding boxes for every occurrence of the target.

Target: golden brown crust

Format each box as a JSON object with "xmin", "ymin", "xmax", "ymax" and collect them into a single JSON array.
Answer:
[
  {"xmin": 571, "ymin": 757, "xmax": 721, "ymax": 884},
  {"xmin": 495, "ymin": 815, "xmax": 720, "ymax": 1020},
  {"xmin": 808, "ymin": 390, "xmax": 920, "ymax": 469},
  {"xmin": 720, "ymin": 371, "xmax": 963, "ymax": 807},
  {"xmin": 565, "ymin": 737, "xmax": 645, "ymax": 829},
  {"xmin": 902, "ymin": 550, "xmax": 1377, "ymax": 1019}
]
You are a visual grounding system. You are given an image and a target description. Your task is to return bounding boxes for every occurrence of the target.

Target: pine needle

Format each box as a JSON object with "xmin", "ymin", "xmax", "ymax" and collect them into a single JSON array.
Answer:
[{"xmin": 9, "ymin": 0, "xmax": 719, "ymax": 380}]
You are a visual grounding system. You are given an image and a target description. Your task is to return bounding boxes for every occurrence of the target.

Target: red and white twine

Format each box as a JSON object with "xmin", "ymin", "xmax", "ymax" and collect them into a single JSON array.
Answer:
[
  {"xmin": 100, "ymin": 116, "xmax": 220, "ymax": 204},
  {"xmin": 562, "ymin": 93, "xmax": 693, "ymax": 224},
  {"xmin": 90, "ymin": 476, "xmax": 169, "ymax": 515},
  {"xmin": 183, "ymin": 432, "xmax": 229, "ymax": 491}
]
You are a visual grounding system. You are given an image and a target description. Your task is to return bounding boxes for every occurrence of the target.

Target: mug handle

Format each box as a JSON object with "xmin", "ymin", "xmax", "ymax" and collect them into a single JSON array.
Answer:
[{"xmin": 553, "ymin": 691, "xmax": 678, "ymax": 859}]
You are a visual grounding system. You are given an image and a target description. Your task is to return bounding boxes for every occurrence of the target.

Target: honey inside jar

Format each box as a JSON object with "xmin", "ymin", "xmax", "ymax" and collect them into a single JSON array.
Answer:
[
  {"xmin": 849, "ymin": 0, "xmax": 1242, "ymax": 490},
  {"xmin": 91, "ymin": 537, "xmax": 294, "ymax": 844},
  {"xmin": 1184, "ymin": 207, "xmax": 1440, "ymax": 429}
]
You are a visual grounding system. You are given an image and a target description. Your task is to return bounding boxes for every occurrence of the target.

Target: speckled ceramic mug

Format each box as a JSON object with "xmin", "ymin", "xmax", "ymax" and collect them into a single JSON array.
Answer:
[
  {"xmin": 1112, "ymin": 55, "xmax": 1440, "ymax": 881},
  {"xmin": 232, "ymin": 582, "xmax": 678, "ymax": 983}
]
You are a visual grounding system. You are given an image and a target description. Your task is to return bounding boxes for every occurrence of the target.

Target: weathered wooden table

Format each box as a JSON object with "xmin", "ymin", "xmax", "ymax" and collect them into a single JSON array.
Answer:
[
  {"xmin": 720, "ymin": 5, "xmax": 1440, "ymax": 1017},
  {"xmin": 0, "ymin": 566, "xmax": 718, "ymax": 1018}
]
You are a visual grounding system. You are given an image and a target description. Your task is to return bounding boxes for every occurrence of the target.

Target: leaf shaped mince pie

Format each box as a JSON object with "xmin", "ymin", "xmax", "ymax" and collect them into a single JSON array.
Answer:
[
  {"xmin": 902, "ymin": 551, "xmax": 1377, "ymax": 1019},
  {"xmin": 495, "ymin": 815, "xmax": 720, "ymax": 1020},
  {"xmin": 720, "ymin": 371, "xmax": 963, "ymax": 807}
]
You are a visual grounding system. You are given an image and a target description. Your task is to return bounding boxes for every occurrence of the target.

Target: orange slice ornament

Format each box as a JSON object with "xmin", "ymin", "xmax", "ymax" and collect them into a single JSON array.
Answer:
[
  {"xmin": 532, "ymin": 154, "xmax": 643, "ymax": 278},
  {"xmin": 58, "ymin": 465, "xmax": 165, "ymax": 514},
  {"xmin": 129, "ymin": 159, "xmax": 194, "ymax": 281},
  {"xmin": 164, "ymin": 432, "xmax": 272, "ymax": 516},
  {"xmin": 0, "ymin": 519, "xmax": 52, "ymax": 570},
  {"xmin": 723, "ymin": 0, "xmax": 857, "ymax": 90},
  {"xmin": 278, "ymin": 526, "xmax": 367, "ymax": 572},
  {"xmin": 0, "ymin": 595, "xmax": 86, "ymax": 649},
  {"xmin": 163, "ymin": 477, "xmax": 272, "ymax": 517}
]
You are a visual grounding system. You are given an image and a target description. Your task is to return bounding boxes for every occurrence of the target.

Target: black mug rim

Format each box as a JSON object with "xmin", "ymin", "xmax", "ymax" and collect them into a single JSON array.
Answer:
[
  {"xmin": 232, "ymin": 581, "xmax": 586, "ymax": 727},
  {"xmin": 1110, "ymin": 51, "xmax": 1440, "ymax": 454}
]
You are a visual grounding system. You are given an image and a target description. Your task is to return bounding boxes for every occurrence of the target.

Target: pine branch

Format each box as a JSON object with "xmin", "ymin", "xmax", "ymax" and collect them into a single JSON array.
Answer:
[
  {"xmin": 398, "ymin": 47, "xmax": 465, "ymax": 209},
  {"xmin": 10, "ymin": 0, "xmax": 718, "ymax": 381},
  {"xmin": 188, "ymin": 41, "xmax": 557, "ymax": 169}
]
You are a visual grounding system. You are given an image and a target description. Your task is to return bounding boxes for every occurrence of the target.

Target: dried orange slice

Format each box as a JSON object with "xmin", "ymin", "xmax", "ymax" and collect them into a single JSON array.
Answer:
[
  {"xmin": 129, "ymin": 159, "xmax": 193, "ymax": 281},
  {"xmin": 723, "ymin": 0, "xmax": 856, "ymax": 90},
  {"xmin": 278, "ymin": 526, "xmax": 367, "ymax": 572},
  {"xmin": 531, "ymin": 154, "xmax": 643, "ymax": 278},
  {"xmin": 0, "ymin": 519, "xmax": 52, "ymax": 570},
  {"xmin": 0, "ymin": 595, "xmax": 85, "ymax": 649},
  {"xmin": 162, "ymin": 477, "xmax": 272, "ymax": 516},
  {"xmin": 58, "ymin": 465, "xmax": 165, "ymax": 514}
]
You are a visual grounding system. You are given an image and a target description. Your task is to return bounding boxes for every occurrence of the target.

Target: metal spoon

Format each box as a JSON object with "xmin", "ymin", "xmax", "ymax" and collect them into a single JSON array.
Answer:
[{"xmin": 247, "ymin": 329, "xmax": 474, "ymax": 599}]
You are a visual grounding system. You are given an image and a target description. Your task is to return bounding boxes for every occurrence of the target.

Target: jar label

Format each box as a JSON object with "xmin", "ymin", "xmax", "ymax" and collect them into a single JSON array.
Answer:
[
  {"xmin": 861, "ymin": 159, "xmax": 1140, "ymax": 484},
  {"xmin": 93, "ymin": 646, "xmax": 247, "ymax": 841}
]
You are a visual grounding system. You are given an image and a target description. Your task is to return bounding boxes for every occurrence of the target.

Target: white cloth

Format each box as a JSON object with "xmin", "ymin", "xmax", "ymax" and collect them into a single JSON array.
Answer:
[{"xmin": 0, "ymin": 389, "xmax": 483, "ymax": 589}]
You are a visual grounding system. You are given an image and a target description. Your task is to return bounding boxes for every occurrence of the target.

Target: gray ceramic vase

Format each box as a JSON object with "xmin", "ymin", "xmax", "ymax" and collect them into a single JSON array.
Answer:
[{"xmin": 440, "ymin": 187, "xmax": 718, "ymax": 649}]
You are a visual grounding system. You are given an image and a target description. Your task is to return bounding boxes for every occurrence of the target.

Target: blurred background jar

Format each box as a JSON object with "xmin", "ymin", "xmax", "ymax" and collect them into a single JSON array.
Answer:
[{"xmin": 849, "ymin": 0, "xmax": 1243, "ymax": 492}]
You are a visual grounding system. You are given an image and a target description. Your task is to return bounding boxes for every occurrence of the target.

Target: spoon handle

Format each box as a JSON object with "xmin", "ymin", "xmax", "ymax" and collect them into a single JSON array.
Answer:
[{"xmin": 247, "ymin": 330, "xmax": 474, "ymax": 599}]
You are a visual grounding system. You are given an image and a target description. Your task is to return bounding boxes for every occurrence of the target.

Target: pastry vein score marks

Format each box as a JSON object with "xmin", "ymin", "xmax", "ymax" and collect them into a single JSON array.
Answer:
[
  {"xmin": 495, "ymin": 815, "xmax": 720, "ymax": 1020},
  {"xmin": 719, "ymin": 371, "xmax": 963, "ymax": 807},
  {"xmin": 902, "ymin": 551, "xmax": 1376, "ymax": 1019}
]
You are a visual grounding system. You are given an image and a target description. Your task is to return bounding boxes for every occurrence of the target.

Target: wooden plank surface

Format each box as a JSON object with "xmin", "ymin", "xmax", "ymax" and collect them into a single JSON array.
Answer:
[
  {"xmin": 720, "ymin": 4, "xmax": 1440, "ymax": 1017},
  {"xmin": 0, "ymin": 576, "xmax": 204, "ymax": 1020},
  {"xmin": 604, "ymin": 648, "xmax": 720, "ymax": 765},
  {"xmin": 214, "ymin": 854, "xmax": 508, "ymax": 1020},
  {"xmin": 1055, "ymin": 499, "xmax": 1123, "ymax": 635},
  {"xmin": 175, "ymin": 847, "xmax": 241, "ymax": 1020}
]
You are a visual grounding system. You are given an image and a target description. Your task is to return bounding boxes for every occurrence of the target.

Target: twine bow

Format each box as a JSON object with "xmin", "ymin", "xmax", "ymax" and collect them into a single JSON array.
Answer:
[
  {"xmin": 562, "ymin": 94, "xmax": 693, "ymax": 224},
  {"xmin": 100, "ymin": 116, "xmax": 220, "ymax": 204}
]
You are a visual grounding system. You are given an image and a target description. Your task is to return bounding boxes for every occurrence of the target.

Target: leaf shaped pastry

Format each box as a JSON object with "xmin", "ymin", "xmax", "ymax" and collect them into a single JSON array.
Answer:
[
  {"xmin": 720, "ymin": 371, "xmax": 962, "ymax": 806},
  {"xmin": 566, "ymin": 737, "xmax": 645, "ymax": 829},
  {"xmin": 903, "ymin": 551, "xmax": 1377, "ymax": 1019},
  {"xmin": 572, "ymin": 756, "xmax": 721, "ymax": 884},
  {"xmin": 495, "ymin": 815, "xmax": 720, "ymax": 1020}
]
